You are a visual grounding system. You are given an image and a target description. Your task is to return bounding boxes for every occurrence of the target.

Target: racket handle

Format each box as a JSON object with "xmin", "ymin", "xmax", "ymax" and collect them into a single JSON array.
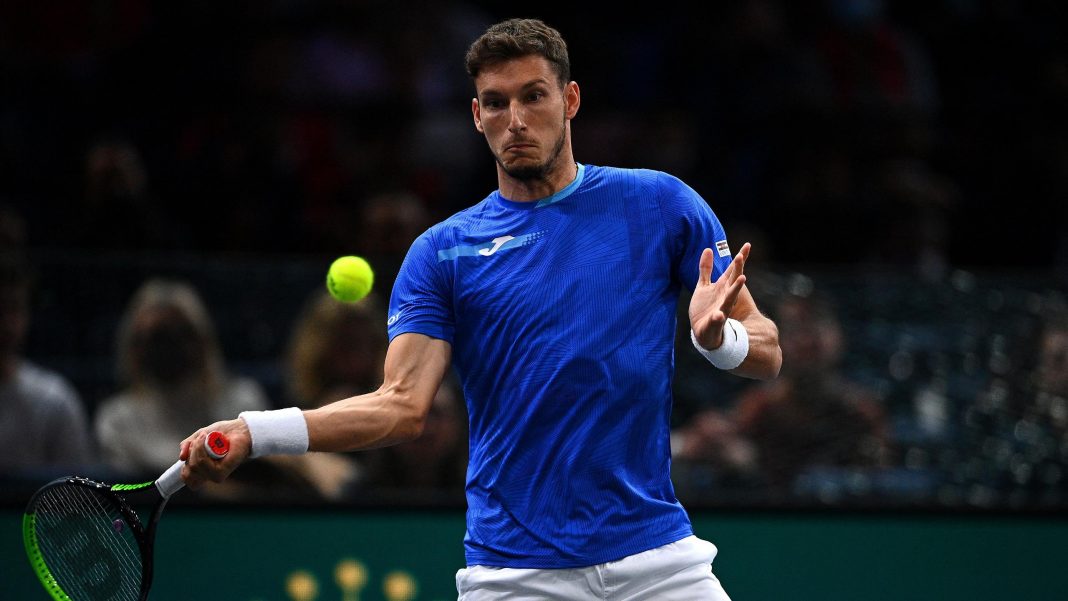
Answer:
[
  {"xmin": 155, "ymin": 431, "xmax": 231, "ymax": 499},
  {"xmin": 157, "ymin": 461, "xmax": 185, "ymax": 499},
  {"xmin": 205, "ymin": 430, "xmax": 230, "ymax": 459}
]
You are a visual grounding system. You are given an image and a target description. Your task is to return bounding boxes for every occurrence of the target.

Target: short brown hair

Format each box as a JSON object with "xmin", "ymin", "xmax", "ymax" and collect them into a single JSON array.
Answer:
[{"xmin": 465, "ymin": 18, "xmax": 571, "ymax": 86}]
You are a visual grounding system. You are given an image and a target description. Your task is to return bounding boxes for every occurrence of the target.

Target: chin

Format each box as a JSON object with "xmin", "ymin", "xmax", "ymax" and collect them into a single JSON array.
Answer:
[
  {"xmin": 506, "ymin": 165, "xmax": 548, "ymax": 181},
  {"xmin": 496, "ymin": 157, "xmax": 539, "ymax": 180}
]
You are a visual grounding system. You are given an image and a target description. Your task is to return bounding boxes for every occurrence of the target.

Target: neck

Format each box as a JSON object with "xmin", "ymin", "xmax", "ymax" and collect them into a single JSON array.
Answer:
[{"xmin": 497, "ymin": 145, "xmax": 577, "ymax": 202}]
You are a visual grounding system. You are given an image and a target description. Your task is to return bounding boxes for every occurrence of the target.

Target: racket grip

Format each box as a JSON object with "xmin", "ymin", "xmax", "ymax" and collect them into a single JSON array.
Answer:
[
  {"xmin": 205, "ymin": 431, "xmax": 230, "ymax": 459},
  {"xmin": 155, "ymin": 432, "xmax": 232, "ymax": 499},
  {"xmin": 156, "ymin": 461, "xmax": 186, "ymax": 499}
]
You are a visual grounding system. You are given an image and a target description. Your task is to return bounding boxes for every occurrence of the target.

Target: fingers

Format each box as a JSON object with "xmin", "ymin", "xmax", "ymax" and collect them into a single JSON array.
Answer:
[
  {"xmin": 700, "ymin": 242, "xmax": 753, "ymax": 288},
  {"xmin": 181, "ymin": 430, "xmax": 209, "ymax": 489},
  {"xmin": 721, "ymin": 273, "xmax": 747, "ymax": 315},
  {"xmin": 734, "ymin": 242, "xmax": 751, "ymax": 278},
  {"xmin": 178, "ymin": 419, "xmax": 250, "ymax": 490},
  {"xmin": 722, "ymin": 242, "xmax": 750, "ymax": 283},
  {"xmin": 180, "ymin": 429, "xmax": 231, "ymax": 489},
  {"xmin": 737, "ymin": 241, "xmax": 751, "ymax": 260},
  {"xmin": 698, "ymin": 247, "xmax": 714, "ymax": 286}
]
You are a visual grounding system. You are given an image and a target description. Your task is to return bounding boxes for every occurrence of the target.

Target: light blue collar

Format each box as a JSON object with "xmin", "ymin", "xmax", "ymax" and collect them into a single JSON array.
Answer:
[{"xmin": 535, "ymin": 163, "xmax": 586, "ymax": 207}]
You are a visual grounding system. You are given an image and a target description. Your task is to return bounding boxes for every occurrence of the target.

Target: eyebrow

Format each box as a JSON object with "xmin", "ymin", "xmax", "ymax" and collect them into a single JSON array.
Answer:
[{"xmin": 479, "ymin": 78, "xmax": 552, "ymax": 98}]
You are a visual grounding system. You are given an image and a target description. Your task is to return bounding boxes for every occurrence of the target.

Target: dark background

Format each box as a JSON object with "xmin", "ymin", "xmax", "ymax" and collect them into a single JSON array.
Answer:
[{"xmin": 1, "ymin": 1, "xmax": 1065, "ymax": 269}]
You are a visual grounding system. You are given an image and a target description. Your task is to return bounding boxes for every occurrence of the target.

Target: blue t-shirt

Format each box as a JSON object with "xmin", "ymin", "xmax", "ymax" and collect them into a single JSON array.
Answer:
[{"xmin": 387, "ymin": 163, "xmax": 732, "ymax": 568}]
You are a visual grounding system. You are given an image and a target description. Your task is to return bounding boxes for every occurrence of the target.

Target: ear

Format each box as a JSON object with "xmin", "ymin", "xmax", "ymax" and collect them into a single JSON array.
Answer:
[
  {"xmin": 564, "ymin": 81, "xmax": 581, "ymax": 120},
  {"xmin": 472, "ymin": 97, "xmax": 484, "ymax": 133}
]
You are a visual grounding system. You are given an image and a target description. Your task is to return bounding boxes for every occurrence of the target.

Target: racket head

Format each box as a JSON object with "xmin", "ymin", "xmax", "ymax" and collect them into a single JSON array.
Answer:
[{"xmin": 23, "ymin": 476, "xmax": 163, "ymax": 601}]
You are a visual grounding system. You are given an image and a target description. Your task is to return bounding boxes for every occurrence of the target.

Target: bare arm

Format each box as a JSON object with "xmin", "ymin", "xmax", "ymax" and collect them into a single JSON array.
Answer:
[
  {"xmin": 306, "ymin": 332, "xmax": 452, "ymax": 451},
  {"xmin": 179, "ymin": 332, "xmax": 452, "ymax": 487},
  {"xmin": 688, "ymin": 242, "xmax": 782, "ymax": 380},
  {"xmin": 724, "ymin": 285, "xmax": 782, "ymax": 380}
]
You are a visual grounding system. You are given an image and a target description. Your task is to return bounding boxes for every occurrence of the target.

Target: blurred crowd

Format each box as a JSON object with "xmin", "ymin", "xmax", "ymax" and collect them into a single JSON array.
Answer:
[
  {"xmin": 0, "ymin": 201, "xmax": 470, "ymax": 503},
  {"xmin": 2, "ymin": 198, "xmax": 1066, "ymax": 509},
  {"xmin": 0, "ymin": 1, "xmax": 1066, "ymax": 509}
]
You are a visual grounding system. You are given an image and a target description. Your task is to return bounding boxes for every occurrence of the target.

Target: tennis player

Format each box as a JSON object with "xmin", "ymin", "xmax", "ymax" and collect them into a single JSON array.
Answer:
[{"xmin": 180, "ymin": 17, "xmax": 782, "ymax": 600}]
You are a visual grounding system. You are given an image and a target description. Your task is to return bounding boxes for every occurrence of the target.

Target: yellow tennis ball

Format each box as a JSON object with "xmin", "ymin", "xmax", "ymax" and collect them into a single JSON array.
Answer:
[{"xmin": 326, "ymin": 255, "xmax": 374, "ymax": 303}]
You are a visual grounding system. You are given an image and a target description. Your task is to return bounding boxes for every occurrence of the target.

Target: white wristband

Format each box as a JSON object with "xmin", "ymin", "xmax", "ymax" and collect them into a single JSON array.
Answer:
[
  {"xmin": 238, "ymin": 408, "xmax": 309, "ymax": 458},
  {"xmin": 691, "ymin": 318, "xmax": 749, "ymax": 370}
]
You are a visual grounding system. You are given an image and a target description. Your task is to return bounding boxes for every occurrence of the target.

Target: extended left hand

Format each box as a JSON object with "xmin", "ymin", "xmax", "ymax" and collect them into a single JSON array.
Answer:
[{"xmin": 688, "ymin": 242, "xmax": 750, "ymax": 350}]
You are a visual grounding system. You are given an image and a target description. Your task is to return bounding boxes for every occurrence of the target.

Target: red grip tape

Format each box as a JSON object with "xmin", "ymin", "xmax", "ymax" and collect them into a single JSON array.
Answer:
[{"xmin": 205, "ymin": 431, "xmax": 230, "ymax": 459}]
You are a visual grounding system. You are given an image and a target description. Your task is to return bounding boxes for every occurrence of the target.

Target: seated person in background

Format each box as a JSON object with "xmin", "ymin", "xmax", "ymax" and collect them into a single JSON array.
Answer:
[
  {"xmin": 274, "ymin": 288, "xmax": 390, "ymax": 499},
  {"xmin": 674, "ymin": 290, "xmax": 890, "ymax": 496},
  {"xmin": 0, "ymin": 255, "xmax": 94, "ymax": 474},
  {"xmin": 94, "ymin": 278, "xmax": 268, "ymax": 476},
  {"xmin": 734, "ymin": 290, "xmax": 891, "ymax": 493},
  {"xmin": 356, "ymin": 191, "xmax": 433, "ymax": 294},
  {"xmin": 287, "ymin": 288, "xmax": 387, "ymax": 405}
]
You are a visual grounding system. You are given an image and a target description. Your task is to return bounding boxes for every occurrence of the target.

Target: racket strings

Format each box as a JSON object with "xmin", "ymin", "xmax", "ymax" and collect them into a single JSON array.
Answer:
[
  {"xmin": 82, "ymin": 488, "xmax": 144, "ymax": 589},
  {"xmin": 33, "ymin": 485, "xmax": 143, "ymax": 601}
]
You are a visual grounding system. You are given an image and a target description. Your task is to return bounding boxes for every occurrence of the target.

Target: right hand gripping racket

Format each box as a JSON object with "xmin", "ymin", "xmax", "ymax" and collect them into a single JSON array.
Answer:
[{"xmin": 23, "ymin": 431, "xmax": 231, "ymax": 600}]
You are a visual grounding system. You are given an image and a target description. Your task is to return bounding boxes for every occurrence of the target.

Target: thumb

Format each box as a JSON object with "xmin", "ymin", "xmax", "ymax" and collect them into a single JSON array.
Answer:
[
  {"xmin": 179, "ymin": 439, "xmax": 191, "ymax": 461},
  {"xmin": 697, "ymin": 248, "xmax": 714, "ymax": 286}
]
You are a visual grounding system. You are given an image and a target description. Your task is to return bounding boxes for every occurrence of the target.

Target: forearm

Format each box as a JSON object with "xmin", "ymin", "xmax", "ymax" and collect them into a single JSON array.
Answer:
[
  {"xmin": 729, "ymin": 312, "xmax": 782, "ymax": 380},
  {"xmin": 304, "ymin": 384, "xmax": 428, "ymax": 452},
  {"xmin": 179, "ymin": 334, "xmax": 450, "ymax": 490},
  {"xmin": 306, "ymin": 333, "xmax": 451, "ymax": 452}
]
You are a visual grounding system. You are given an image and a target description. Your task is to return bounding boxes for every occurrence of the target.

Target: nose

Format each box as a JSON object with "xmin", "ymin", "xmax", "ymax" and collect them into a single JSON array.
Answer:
[{"xmin": 507, "ymin": 101, "xmax": 527, "ymax": 132}]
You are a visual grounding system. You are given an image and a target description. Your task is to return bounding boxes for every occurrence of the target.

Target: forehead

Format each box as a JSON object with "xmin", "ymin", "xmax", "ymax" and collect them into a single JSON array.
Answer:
[{"xmin": 474, "ymin": 54, "xmax": 559, "ymax": 95}]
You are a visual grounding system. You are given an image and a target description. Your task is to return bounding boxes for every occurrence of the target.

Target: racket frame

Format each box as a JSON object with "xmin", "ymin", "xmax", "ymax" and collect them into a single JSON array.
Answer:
[
  {"xmin": 23, "ymin": 475, "xmax": 168, "ymax": 601},
  {"xmin": 23, "ymin": 432, "xmax": 225, "ymax": 601}
]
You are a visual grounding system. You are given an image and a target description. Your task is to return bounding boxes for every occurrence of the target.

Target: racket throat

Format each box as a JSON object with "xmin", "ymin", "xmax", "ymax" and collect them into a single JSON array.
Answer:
[{"xmin": 135, "ymin": 498, "xmax": 169, "ymax": 601}]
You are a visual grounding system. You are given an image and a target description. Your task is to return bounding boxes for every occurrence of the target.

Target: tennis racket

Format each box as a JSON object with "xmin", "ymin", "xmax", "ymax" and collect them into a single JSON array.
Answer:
[{"xmin": 23, "ymin": 431, "xmax": 231, "ymax": 601}]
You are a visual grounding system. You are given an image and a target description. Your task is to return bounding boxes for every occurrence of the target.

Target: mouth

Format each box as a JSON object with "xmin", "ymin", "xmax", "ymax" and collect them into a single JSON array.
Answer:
[{"xmin": 505, "ymin": 142, "xmax": 536, "ymax": 152}]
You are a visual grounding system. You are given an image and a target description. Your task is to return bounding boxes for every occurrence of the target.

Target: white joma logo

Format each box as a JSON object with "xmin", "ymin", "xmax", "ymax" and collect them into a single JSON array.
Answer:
[{"xmin": 478, "ymin": 235, "xmax": 514, "ymax": 256}]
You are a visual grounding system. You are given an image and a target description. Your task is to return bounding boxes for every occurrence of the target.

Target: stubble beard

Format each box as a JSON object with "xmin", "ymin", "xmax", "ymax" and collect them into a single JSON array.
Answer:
[{"xmin": 494, "ymin": 120, "xmax": 568, "ymax": 182}]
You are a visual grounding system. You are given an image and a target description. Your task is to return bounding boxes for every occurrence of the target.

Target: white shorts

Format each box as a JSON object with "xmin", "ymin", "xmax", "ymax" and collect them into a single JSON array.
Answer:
[{"xmin": 455, "ymin": 535, "xmax": 732, "ymax": 600}]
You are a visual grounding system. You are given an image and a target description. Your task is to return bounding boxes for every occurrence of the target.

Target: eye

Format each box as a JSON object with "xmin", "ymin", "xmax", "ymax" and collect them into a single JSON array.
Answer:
[
  {"xmin": 482, "ymin": 98, "xmax": 505, "ymax": 110},
  {"xmin": 527, "ymin": 91, "xmax": 544, "ymax": 103}
]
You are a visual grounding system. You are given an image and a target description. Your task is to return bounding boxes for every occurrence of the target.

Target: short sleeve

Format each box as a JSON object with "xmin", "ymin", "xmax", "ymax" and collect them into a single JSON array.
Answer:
[
  {"xmin": 657, "ymin": 172, "xmax": 731, "ymax": 291},
  {"xmin": 387, "ymin": 230, "xmax": 456, "ymax": 343}
]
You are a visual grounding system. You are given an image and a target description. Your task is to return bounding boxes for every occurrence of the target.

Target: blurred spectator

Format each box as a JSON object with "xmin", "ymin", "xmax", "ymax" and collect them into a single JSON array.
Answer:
[
  {"xmin": 351, "ymin": 191, "xmax": 433, "ymax": 294},
  {"xmin": 285, "ymin": 287, "xmax": 465, "ymax": 500},
  {"xmin": 860, "ymin": 158, "xmax": 960, "ymax": 280},
  {"xmin": 360, "ymin": 376, "xmax": 467, "ymax": 499},
  {"xmin": 272, "ymin": 288, "xmax": 390, "ymax": 500},
  {"xmin": 674, "ymin": 289, "xmax": 891, "ymax": 498},
  {"xmin": 74, "ymin": 137, "xmax": 183, "ymax": 250},
  {"xmin": 735, "ymin": 290, "xmax": 891, "ymax": 493},
  {"xmin": 0, "ymin": 253, "xmax": 94, "ymax": 474},
  {"xmin": 94, "ymin": 278, "xmax": 268, "ymax": 475},
  {"xmin": 286, "ymin": 289, "xmax": 387, "ymax": 406}
]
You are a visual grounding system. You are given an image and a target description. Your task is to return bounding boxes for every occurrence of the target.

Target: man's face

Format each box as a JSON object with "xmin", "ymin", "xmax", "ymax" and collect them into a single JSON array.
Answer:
[{"xmin": 472, "ymin": 55, "xmax": 578, "ymax": 181}]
